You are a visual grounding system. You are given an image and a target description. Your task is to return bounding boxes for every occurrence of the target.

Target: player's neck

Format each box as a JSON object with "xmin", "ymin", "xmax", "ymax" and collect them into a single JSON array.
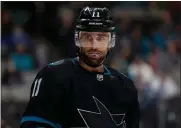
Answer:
[{"xmin": 77, "ymin": 57, "xmax": 104, "ymax": 73}]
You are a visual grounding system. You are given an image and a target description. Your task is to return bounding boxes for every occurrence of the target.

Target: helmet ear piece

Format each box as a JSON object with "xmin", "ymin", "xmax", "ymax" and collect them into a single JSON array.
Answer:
[
  {"xmin": 108, "ymin": 33, "xmax": 116, "ymax": 48},
  {"xmin": 75, "ymin": 31, "xmax": 80, "ymax": 47},
  {"xmin": 111, "ymin": 33, "xmax": 116, "ymax": 47}
]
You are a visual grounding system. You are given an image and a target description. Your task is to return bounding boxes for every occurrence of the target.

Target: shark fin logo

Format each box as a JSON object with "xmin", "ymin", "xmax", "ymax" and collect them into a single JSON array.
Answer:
[{"xmin": 77, "ymin": 96, "xmax": 126, "ymax": 128}]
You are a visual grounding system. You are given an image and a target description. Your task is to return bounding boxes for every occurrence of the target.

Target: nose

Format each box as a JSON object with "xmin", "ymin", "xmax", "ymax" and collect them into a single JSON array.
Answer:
[{"xmin": 91, "ymin": 38, "xmax": 99, "ymax": 49}]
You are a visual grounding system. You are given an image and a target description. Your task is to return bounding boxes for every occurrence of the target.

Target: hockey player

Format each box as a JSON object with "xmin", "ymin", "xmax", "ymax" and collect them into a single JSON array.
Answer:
[{"xmin": 20, "ymin": 7, "xmax": 140, "ymax": 128}]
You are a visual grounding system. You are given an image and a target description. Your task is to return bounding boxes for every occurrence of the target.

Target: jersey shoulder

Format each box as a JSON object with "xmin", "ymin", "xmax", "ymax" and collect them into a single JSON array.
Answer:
[
  {"xmin": 107, "ymin": 67, "xmax": 129, "ymax": 80},
  {"xmin": 29, "ymin": 59, "xmax": 74, "ymax": 97},
  {"xmin": 37, "ymin": 58, "xmax": 74, "ymax": 82},
  {"xmin": 47, "ymin": 58, "xmax": 74, "ymax": 77},
  {"xmin": 47, "ymin": 58, "xmax": 73, "ymax": 69},
  {"xmin": 107, "ymin": 67, "xmax": 138, "ymax": 94}
]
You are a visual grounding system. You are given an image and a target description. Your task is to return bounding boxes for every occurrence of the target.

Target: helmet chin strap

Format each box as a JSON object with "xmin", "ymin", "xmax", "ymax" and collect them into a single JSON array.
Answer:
[{"xmin": 77, "ymin": 48, "xmax": 110, "ymax": 68}]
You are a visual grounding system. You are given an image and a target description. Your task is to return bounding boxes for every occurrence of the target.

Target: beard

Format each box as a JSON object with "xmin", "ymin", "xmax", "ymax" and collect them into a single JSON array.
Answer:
[{"xmin": 79, "ymin": 48, "xmax": 107, "ymax": 68}]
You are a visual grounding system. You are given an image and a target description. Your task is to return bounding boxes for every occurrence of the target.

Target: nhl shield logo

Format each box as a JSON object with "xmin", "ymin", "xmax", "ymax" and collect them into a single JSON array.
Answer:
[{"xmin": 97, "ymin": 74, "xmax": 103, "ymax": 81}]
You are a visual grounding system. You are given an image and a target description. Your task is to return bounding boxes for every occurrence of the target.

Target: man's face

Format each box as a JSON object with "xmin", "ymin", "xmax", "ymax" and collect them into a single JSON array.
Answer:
[{"xmin": 79, "ymin": 31, "xmax": 110, "ymax": 66}]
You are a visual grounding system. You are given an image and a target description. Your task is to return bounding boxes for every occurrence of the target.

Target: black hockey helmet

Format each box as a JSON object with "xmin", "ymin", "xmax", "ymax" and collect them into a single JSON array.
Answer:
[
  {"xmin": 75, "ymin": 7, "xmax": 116, "ymax": 48},
  {"xmin": 76, "ymin": 7, "xmax": 115, "ymax": 32}
]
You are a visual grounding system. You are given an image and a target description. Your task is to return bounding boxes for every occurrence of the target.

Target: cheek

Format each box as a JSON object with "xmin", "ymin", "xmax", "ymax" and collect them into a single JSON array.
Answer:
[
  {"xmin": 100, "ymin": 43, "xmax": 109, "ymax": 50},
  {"xmin": 98, "ymin": 47, "xmax": 108, "ymax": 55},
  {"xmin": 80, "ymin": 47, "xmax": 89, "ymax": 53}
]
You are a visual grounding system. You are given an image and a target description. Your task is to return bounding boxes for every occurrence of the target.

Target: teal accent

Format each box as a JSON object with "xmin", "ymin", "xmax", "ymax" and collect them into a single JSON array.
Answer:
[
  {"xmin": 49, "ymin": 60, "xmax": 64, "ymax": 66},
  {"xmin": 21, "ymin": 116, "xmax": 61, "ymax": 128},
  {"xmin": 104, "ymin": 66, "xmax": 111, "ymax": 75},
  {"xmin": 72, "ymin": 58, "xmax": 78, "ymax": 65}
]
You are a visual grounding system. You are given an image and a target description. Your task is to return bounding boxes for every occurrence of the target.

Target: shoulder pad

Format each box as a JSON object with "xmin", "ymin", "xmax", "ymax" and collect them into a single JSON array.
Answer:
[
  {"xmin": 48, "ymin": 59, "xmax": 65, "ymax": 66},
  {"xmin": 42, "ymin": 59, "xmax": 74, "ymax": 79},
  {"xmin": 107, "ymin": 67, "xmax": 137, "ymax": 92},
  {"xmin": 47, "ymin": 59, "xmax": 72, "ymax": 68},
  {"xmin": 106, "ymin": 67, "xmax": 129, "ymax": 78}
]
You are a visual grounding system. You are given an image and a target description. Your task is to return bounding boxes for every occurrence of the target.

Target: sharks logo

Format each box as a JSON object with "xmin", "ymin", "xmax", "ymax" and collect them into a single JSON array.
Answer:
[{"xmin": 77, "ymin": 96, "xmax": 126, "ymax": 128}]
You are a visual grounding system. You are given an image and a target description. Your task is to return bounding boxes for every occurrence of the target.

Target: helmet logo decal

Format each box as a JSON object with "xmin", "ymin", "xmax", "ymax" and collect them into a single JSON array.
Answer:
[{"xmin": 92, "ymin": 11, "xmax": 100, "ymax": 18}]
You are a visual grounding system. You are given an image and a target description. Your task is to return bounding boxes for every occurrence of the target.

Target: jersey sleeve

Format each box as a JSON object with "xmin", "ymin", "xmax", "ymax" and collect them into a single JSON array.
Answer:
[
  {"xmin": 126, "ymin": 79, "xmax": 140, "ymax": 128},
  {"xmin": 20, "ymin": 66, "xmax": 63, "ymax": 128}
]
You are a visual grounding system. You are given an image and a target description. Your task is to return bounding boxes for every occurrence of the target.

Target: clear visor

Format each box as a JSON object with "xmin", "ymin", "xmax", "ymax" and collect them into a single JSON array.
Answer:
[{"xmin": 75, "ymin": 31, "xmax": 116, "ymax": 48}]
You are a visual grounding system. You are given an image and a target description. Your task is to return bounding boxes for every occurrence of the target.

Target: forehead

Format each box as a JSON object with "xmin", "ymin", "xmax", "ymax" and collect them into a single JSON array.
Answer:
[{"xmin": 80, "ymin": 31, "xmax": 109, "ymax": 36}]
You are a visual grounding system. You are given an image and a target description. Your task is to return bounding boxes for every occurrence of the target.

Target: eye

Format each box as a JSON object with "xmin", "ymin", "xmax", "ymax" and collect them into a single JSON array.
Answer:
[
  {"xmin": 81, "ymin": 35, "xmax": 90, "ymax": 40},
  {"xmin": 97, "ymin": 36, "xmax": 105, "ymax": 41},
  {"xmin": 80, "ymin": 34, "xmax": 92, "ymax": 41},
  {"xmin": 86, "ymin": 35, "xmax": 92, "ymax": 40}
]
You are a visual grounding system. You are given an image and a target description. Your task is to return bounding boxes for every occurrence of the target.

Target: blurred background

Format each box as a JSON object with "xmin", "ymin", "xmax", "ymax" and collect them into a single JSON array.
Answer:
[{"xmin": 1, "ymin": 1, "xmax": 180, "ymax": 128}]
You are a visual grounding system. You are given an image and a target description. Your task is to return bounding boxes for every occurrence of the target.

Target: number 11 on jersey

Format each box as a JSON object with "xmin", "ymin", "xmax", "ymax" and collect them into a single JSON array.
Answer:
[{"xmin": 32, "ymin": 78, "xmax": 42, "ymax": 97}]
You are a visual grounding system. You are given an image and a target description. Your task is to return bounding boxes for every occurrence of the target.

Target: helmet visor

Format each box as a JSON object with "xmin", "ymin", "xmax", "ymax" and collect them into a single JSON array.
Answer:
[{"xmin": 75, "ymin": 31, "xmax": 115, "ymax": 48}]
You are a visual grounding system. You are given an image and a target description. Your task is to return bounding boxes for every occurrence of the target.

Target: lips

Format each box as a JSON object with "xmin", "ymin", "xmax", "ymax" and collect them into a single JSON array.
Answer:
[{"xmin": 88, "ymin": 52, "xmax": 101, "ymax": 59}]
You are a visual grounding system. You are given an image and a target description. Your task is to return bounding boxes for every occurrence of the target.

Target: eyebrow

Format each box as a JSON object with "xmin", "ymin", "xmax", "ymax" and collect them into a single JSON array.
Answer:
[
  {"xmin": 81, "ymin": 33, "xmax": 88, "ymax": 37},
  {"xmin": 97, "ymin": 33, "xmax": 108, "ymax": 37},
  {"xmin": 79, "ymin": 33, "xmax": 88, "ymax": 39}
]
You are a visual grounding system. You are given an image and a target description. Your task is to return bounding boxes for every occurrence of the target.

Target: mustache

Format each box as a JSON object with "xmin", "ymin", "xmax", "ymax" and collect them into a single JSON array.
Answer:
[
  {"xmin": 87, "ymin": 49, "xmax": 101, "ymax": 53},
  {"xmin": 87, "ymin": 50, "xmax": 102, "ymax": 55}
]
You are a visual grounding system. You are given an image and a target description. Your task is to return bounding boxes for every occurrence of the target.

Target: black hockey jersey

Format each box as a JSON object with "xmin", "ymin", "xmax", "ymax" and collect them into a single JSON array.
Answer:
[{"xmin": 20, "ymin": 58, "xmax": 140, "ymax": 128}]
